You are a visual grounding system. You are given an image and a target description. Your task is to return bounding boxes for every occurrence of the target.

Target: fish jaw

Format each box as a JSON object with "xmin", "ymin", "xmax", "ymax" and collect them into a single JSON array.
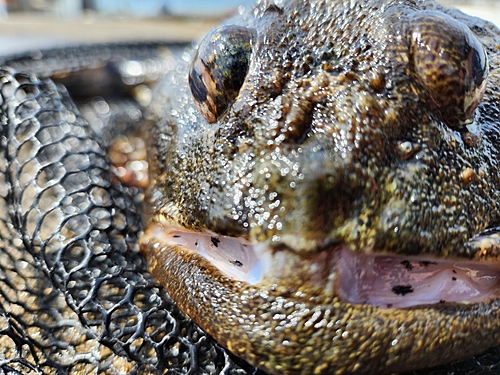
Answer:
[{"xmin": 140, "ymin": 222, "xmax": 500, "ymax": 375}]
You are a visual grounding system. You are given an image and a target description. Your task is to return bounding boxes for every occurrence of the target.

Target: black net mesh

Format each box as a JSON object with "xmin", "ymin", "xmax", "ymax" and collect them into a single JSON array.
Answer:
[
  {"xmin": 0, "ymin": 64, "xmax": 264, "ymax": 374},
  {"xmin": 0, "ymin": 44, "xmax": 498, "ymax": 375}
]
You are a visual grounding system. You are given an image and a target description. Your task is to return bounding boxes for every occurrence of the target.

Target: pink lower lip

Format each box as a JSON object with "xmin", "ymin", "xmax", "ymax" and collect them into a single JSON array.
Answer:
[
  {"xmin": 337, "ymin": 248, "xmax": 500, "ymax": 308},
  {"xmin": 146, "ymin": 224, "xmax": 500, "ymax": 309}
]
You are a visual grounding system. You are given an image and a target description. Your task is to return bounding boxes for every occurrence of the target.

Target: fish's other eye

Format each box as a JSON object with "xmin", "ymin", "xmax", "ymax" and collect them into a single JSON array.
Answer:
[
  {"xmin": 189, "ymin": 25, "xmax": 253, "ymax": 123},
  {"xmin": 410, "ymin": 10, "xmax": 488, "ymax": 128}
]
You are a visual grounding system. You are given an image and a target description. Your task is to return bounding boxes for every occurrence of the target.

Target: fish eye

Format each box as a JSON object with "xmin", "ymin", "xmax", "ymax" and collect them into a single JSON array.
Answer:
[
  {"xmin": 189, "ymin": 25, "xmax": 253, "ymax": 123},
  {"xmin": 410, "ymin": 10, "xmax": 488, "ymax": 128}
]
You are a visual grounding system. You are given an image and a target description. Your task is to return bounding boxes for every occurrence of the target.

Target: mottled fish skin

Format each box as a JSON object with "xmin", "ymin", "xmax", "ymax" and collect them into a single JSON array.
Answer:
[{"xmin": 141, "ymin": 0, "xmax": 500, "ymax": 374}]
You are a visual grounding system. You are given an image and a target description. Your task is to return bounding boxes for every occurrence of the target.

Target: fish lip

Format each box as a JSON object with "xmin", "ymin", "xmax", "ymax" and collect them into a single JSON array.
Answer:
[
  {"xmin": 141, "ymin": 222, "xmax": 500, "ymax": 375},
  {"xmin": 141, "ymin": 222, "xmax": 500, "ymax": 309},
  {"xmin": 337, "ymin": 247, "xmax": 500, "ymax": 309}
]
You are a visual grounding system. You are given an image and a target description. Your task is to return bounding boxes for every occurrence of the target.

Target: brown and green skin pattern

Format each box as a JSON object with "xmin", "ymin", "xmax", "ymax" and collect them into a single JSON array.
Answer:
[{"xmin": 142, "ymin": 0, "xmax": 500, "ymax": 374}]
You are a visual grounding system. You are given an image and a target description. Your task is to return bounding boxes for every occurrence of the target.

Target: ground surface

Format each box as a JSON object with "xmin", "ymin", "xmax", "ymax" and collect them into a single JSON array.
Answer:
[{"xmin": 0, "ymin": 2, "xmax": 497, "ymax": 56}]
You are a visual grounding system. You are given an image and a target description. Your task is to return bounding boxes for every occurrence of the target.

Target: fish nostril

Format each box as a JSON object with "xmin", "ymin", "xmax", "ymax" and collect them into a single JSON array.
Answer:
[{"xmin": 279, "ymin": 96, "xmax": 315, "ymax": 143}]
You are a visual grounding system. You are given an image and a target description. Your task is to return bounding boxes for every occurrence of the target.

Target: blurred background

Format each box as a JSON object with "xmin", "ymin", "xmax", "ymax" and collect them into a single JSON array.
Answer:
[
  {"xmin": 0, "ymin": 0, "xmax": 255, "ymax": 54},
  {"xmin": 4, "ymin": 0, "xmax": 255, "ymax": 17},
  {"xmin": 0, "ymin": 0, "xmax": 498, "ymax": 55}
]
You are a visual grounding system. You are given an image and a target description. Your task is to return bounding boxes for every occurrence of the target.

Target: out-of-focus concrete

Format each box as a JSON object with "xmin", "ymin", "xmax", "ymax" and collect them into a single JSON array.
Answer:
[
  {"xmin": 452, "ymin": 3, "xmax": 500, "ymax": 26},
  {"xmin": 0, "ymin": 3, "xmax": 497, "ymax": 56},
  {"xmin": 0, "ymin": 14, "xmax": 220, "ymax": 55}
]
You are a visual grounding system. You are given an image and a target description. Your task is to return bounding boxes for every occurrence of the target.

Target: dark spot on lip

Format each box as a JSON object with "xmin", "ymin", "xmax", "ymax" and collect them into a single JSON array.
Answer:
[
  {"xmin": 418, "ymin": 261, "xmax": 438, "ymax": 267},
  {"xmin": 452, "ymin": 277, "xmax": 457, "ymax": 281},
  {"xmin": 211, "ymin": 237, "xmax": 220, "ymax": 247},
  {"xmin": 230, "ymin": 260, "xmax": 243, "ymax": 267},
  {"xmin": 387, "ymin": 304, "xmax": 393, "ymax": 308},
  {"xmin": 401, "ymin": 260, "xmax": 414, "ymax": 271},
  {"xmin": 195, "ymin": 241, "xmax": 198, "ymax": 246},
  {"xmin": 439, "ymin": 300, "xmax": 446, "ymax": 303},
  {"xmin": 392, "ymin": 285, "xmax": 414, "ymax": 296},
  {"xmin": 173, "ymin": 235, "xmax": 180, "ymax": 238},
  {"xmin": 452, "ymin": 269, "xmax": 457, "ymax": 273}
]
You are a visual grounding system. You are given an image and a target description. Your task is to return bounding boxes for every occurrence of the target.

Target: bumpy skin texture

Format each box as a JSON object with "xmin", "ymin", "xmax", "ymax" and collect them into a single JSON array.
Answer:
[
  {"xmin": 143, "ymin": 0, "xmax": 500, "ymax": 374},
  {"xmin": 0, "ymin": 2, "xmax": 499, "ymax": 375}
]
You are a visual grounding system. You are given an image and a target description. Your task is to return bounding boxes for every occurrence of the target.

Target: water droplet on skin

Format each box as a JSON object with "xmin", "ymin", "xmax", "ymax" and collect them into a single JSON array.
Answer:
[
  {"xmin": 397, "ymin": 141, "xmax": 415, "ymax": 159},
  {"xmin": 461, "ymin": 168, "xmax": 476, "ymax": 184}
]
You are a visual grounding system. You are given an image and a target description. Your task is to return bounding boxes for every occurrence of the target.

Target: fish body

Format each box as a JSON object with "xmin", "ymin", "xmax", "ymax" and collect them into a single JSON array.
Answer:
[
  {"xmin": 0, "ymin": 1, "xmax": 499, "ymax": 374},
  {"xmin": 141, "ymin": 0, "xmax": 500, "ymax": 374}
]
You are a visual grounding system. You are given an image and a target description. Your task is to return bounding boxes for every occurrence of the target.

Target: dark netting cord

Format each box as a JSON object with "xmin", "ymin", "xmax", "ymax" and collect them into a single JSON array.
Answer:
[
  {"xmin": 0, "ymin": 49, "xmax": 498, "ymax": 375},
  {"xmin": 0, "ymin": 67, "xmax": 266, "ymax": 375}
]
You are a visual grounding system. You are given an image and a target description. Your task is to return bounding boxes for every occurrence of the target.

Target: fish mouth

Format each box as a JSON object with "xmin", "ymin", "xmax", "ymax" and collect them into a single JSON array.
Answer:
[{"xmin": 143, "ymin": 224, "xmax": 500, "ymax": 309}]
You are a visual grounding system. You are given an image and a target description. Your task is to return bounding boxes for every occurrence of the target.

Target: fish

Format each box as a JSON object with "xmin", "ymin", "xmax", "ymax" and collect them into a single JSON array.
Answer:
[
  {"xmin": 140, "ymin": 0, "xmax": 500, "ymax": 374},
  {"xmin": 0, "ymin": 0, "xmax": 499, "ymax": 374}
]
